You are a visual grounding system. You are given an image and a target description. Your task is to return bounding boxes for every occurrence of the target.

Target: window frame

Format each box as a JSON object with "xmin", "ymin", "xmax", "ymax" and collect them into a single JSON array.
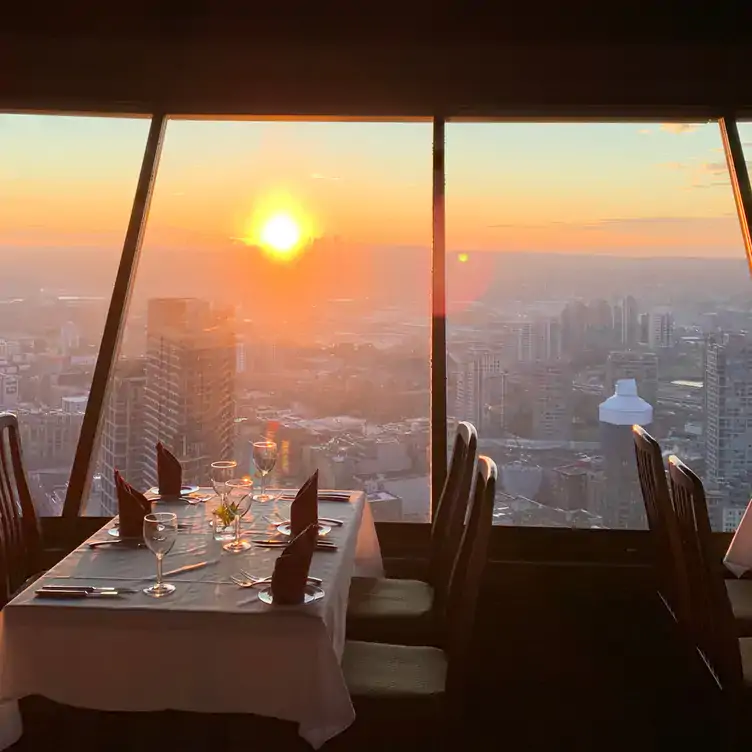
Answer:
[{"xmin": 14, "ymin": 110, "xmax": 741, "ymax": 521}]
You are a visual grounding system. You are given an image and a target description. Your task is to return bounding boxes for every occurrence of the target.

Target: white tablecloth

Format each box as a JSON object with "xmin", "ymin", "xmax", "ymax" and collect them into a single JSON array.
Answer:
[
  {"xmin": 725, "ymin": 497, "xmax": 752, "ymax": 577},
  {"xmin": 0, "ymin": 491, "xmax": 383, "ymax": 749}
]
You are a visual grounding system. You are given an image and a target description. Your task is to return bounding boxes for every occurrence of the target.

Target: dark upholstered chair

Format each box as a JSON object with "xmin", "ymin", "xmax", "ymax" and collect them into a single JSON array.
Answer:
[
  {"xmin": 336, "ymin": 456, "xmax": 496, "ymax": 749},
  {"xmin": 346, "ymin": 421, "xmax": 477, "ymax": 645},
  {"xmin": 634, "ymin": 425, "xmax": 752, "ymax": 637},
  {"xmin": 0, "ymin": 413, "xmax": 42, "ymax": 606}
]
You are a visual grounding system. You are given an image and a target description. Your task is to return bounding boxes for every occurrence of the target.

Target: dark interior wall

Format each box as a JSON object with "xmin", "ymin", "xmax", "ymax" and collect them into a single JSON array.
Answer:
[{"xmin": 1, "ymin": 6, "xmax": 750, "ymax": 117}]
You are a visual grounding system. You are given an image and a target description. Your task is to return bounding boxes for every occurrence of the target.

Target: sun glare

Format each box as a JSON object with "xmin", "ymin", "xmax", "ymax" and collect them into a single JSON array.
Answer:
[
  {"xmin": 260, "ymin": 213, "xmax": 301, "ymax": 254},
  {"xmin": 241, "ymin": 194, "xmax": 319, "ymax": 262}
]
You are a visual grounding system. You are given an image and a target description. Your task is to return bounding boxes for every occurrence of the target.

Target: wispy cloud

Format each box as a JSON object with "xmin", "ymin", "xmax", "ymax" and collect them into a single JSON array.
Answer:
[
  {"xmin": 660, "ymin": 123, "xmax": 699, "ymax": 135},
  {"xmin": 638, "ymin": 129, "xmax": 651, "ymax": 136},
  {"xmin": 657, "ymin": 162, "xmax": 689, "ymax": 171},
  {"xmin": 702, "ymin": 161, "xmax": 728, "ymax": 175},
  {"xmin": 310, "ymin": 173, "xmax": 342, "ymax": 181}
]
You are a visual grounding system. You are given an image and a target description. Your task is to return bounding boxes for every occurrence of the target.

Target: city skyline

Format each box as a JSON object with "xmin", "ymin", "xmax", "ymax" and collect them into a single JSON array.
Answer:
[{"xmin": 1, "ymin": 116, "xmax": 750, "ymax": 258}]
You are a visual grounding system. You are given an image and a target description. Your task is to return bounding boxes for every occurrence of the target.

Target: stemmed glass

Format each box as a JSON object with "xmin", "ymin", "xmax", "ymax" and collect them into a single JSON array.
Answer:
[
  {"xmin": 211, "ymin": 460, "xmax": 238, "ymax": 506},
  {"xmin": 252, "ymin": 440, "xmax": 278, "ymax": 502},
  {"xmin": 222, "ymin": 478, "xmax": 254, "ymax": 553},
  {"xmin": 143, "ymin": 512, "xmax": 178, "ymax": 598}
]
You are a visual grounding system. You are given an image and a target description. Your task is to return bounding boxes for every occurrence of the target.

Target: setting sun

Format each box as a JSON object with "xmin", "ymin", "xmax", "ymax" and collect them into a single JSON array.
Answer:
[
  {"xmin": 240, "ymin": 191, "xmax": 320, "ymax": 262},
  {"xmin": 260, "ymin": 213, "xmax": 301, "ymax": 254}
]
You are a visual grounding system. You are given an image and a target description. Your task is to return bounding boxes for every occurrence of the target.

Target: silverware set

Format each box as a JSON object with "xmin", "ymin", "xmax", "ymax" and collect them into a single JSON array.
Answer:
[
  {"xmin": 251, "ymin": 538, "xmax": 337, "ymax": 550},
  {"xmin": 36, "ymin": 585, "xmax": 136, "ymax": 599},
  {"xmin": 88, "ymin": 539, "xmax": 146, "ymax": 549},
  {"xmin": 230, "ymin": 569, "xmax": 323, "ymax": 589},
  {"xmin": 277, "ymin": 491, "xmax": 351, "ymax": 502}
]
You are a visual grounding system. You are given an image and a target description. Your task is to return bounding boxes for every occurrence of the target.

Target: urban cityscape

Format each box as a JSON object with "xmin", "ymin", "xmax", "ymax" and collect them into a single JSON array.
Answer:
[
  {"xmin": 3, "ymin": 116, "xmax": 751, "ymax": 531},
  {"xmin": 1, "ymin": 248, "xmax": 750, "ymax": 532}
]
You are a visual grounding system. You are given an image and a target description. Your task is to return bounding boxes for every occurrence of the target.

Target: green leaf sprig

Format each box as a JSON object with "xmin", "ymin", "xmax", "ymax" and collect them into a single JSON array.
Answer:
[{"xmin": 213, "ymin": 501, "xmax": 240, "ymax": 528}]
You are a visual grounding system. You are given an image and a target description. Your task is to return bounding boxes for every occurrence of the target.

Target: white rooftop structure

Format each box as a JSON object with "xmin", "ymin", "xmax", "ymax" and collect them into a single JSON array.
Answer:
[{"xmin": 599, "ymin": 378, "xmax": 653, "ymax": 427}]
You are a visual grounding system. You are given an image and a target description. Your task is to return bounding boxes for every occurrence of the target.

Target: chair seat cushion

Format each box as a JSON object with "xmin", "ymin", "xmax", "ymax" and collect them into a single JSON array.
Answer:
[
  {"xmin": 343, "ymin": 640, "xmax": 447, "ymax": 703},
  {"xmin": 725, "ymin": 579, "xmax": 752, "ymax": 637},
  {"xmin": 346, "ymin": 577, "xmax": 437, "ymax": 645},
  {"xmin": 739, "ymin": 637, "xmax": 752, "ymax": 687}
]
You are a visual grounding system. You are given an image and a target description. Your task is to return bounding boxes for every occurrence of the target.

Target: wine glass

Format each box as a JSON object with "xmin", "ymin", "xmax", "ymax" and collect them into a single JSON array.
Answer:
[
  {"xmin": 211, "ymin": 460, "xmax": 238, "ymax": 506},
  {"xmin": 253, "ymin": 440, "xmax": 277, "ymax": 502},
  {"xmin": 222, "ymin": 478, "xmax": 254, "ymax": 553},
  {"xmin": 143, "ymin": 512, "xmax": 178, "ymax": 598}
]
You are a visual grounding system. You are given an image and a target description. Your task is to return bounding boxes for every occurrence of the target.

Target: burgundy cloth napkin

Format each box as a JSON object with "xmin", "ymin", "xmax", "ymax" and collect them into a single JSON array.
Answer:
[
  {"xmin": 115, "ymin": 470, "xmax": 152, "ymax": 539},
  {"xmin": 157, "ymin": 442, "xmax": 182, "ymax": 496},
  {"xmin": 290, "ymin": 470, "xmax": 319, "ymax": 537},
  {"xmin": 271, "ymin": 523, "xmax": 318, "ymax": 605}
]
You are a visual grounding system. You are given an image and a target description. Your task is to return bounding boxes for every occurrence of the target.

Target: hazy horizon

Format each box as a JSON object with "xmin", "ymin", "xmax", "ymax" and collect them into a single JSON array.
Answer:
[{"xmin": 1, "ymin": 116, "xmax": 750, "ymax": 260}]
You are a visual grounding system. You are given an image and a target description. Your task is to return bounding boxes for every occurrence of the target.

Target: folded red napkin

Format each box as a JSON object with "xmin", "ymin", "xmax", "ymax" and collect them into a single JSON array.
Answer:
[
  {"xmin": 115, "ymin": 470, "xmax": 152, "ymax": 539},
  {"xmin": 271, "ymin": 523, "xmax": 318, "ymax": 605},
  {"xmin": 290, "ymin": 470, "xmax": 319, "ymax": 537},
  {"xmin": 156, "ymin": 442, "xmax": 182, "ymax": 496}
]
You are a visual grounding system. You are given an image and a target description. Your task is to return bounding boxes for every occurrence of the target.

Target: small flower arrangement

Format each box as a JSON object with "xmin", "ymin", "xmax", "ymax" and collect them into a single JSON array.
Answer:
[{"xmin": 213, "ymin": 501, "xmax": 240, "ymax": 528}]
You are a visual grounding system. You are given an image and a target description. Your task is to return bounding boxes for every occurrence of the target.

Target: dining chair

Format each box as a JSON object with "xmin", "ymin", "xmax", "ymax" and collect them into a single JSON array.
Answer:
[
  {"xmin": 0, "ymin": 413, "xmax": 42, "ymax": 606},
  {"xmin": 667, "ymin": 456, "xmax": 752, "ymax": 744},
  {"xmin": 337, "ymin": 455, "xmax": 496, "ymax": 748},
  {"xmin": 633, "ymin": 426, "xmax": 752, "ymax": 638},
  {"xmin": 633, "ymin": 425, "xmax": 689, "ymax": 625},
  {"xmin": 346, "ymin": 421, "xmax": 478, "ymax": 646}
]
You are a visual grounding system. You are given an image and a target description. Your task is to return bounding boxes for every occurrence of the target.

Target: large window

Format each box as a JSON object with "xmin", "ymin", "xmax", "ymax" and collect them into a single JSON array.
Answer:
[
  {"xmin": 445, "ymin": 121, "xmax": 748, "ymax": 530},
  {"xmin": 85, "ymin": 120, "xmax": 432, "ymax": 521},
  {"xmin": 9, "ymin": 114, "xmax": 751, "ymax": 530},
  {"xmin": 0, "ymin": 115, "xmax": 149, "ymax": 515}
]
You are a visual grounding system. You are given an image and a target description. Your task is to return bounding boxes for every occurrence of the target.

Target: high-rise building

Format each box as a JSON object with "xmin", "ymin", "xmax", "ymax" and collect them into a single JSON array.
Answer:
[
  {"xmin": 453, "ymin": 350, "xmax": 505, "ymax": 431},
  {"xmin": 532, "ymin": 317, "xmax": 562, "ymax": 361},
  {"xmin": 612, "ymin": 296, "xmax": 639, "ymax": 347},
  {"xmin": 605, "ymin": 351, "xmax": 658, "ymax": 408},
  {"xmin": 640, "ymin": 307, "xmax": 674, "ymax": 349},
  {"xmin": 100, "ymin": 358, "xmax": 147, "ymax": 516},
  {"xmin": 560, "ymin": 300, "xmax": 588, "ymax": 356},
  {"xmin": 141, "ymin": 298, "xmax": 236, "ymax": 489},
  {"xmin": 599, "ymin": 378, "xmax": 653, "ymax": 529},
  {"xmin": 530, "ymin": 361, "xmax": 572, "ymax": 440},
  {"xmin": 705, "ymin": 333, "xmax": 752, "ymax": 503}
]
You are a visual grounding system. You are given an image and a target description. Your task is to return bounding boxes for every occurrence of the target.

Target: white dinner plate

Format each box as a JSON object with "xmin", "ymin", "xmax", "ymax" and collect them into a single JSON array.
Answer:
[
  {"xmin": 257, "ymin": 584, "xmax": 325, "ymax": 605},
  {"xmin": 275, "ymin": 522, "xmax": 332, "ymax": 537}
]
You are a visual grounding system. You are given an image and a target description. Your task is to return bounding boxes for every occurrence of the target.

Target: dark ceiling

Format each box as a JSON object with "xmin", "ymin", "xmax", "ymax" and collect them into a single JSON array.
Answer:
[{"xmin": 1, "ymin": 4, "xmax": 750, "ymax": 117}]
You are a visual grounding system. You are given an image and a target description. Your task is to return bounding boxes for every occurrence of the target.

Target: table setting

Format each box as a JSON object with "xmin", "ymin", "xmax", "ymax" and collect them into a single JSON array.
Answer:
[{"xmin": 0, "ymin": 438, "xmax": 383, "ymax": 749}]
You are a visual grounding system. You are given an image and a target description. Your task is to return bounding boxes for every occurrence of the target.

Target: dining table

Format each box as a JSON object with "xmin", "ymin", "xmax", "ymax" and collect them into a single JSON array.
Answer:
[{"xmin": 0, "ymin": 488, "xmax": 383, "ymax": 750}]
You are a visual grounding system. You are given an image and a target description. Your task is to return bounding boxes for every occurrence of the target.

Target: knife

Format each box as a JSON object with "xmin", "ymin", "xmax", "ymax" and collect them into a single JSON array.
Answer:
[
  {"xmin": 89, "ymin": 539, "xmax": 145, "ymax": 549},
  {"xmin": 40, "ymin": 585, "xmax": 137, "ymax": 594},
  {"xmin": 275, "ymin": 517, "xmax": 343, "ymax": 528},
  {"xmin": 252, "ymin": 539, "xmax": 337, "ymax": 550},
  {"xmin": 35, "ymin": 588, "xmax": 124, "ymax": 599}
]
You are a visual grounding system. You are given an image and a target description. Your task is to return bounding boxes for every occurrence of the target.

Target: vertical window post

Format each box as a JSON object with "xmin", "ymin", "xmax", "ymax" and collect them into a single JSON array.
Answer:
[
  {"xmin": 720, "ymin": 114, "xmax": 752, "ymax": 277},
  {"xmin": 63, "ymin": 114, "xmax": 167, "ymax": 517},
  {"xmin": 431, "ymin": 117, "xmax": 447, "ymax": 516}
]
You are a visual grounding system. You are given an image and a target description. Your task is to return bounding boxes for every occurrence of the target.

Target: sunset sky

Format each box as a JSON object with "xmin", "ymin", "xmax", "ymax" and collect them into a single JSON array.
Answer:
[{"xmin": 0, "ymin": 115, "xmax": 748, "ymax": 259}]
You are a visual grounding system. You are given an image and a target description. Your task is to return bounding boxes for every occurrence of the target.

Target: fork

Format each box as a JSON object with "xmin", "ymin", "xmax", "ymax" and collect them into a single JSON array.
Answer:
[
  {"xmin": 240, "ymin": 569, "xmax": 323, "ymax": 586},
  {"xmin": 230, "ymin": 575, "xmax": 258, "ymax": 589}
]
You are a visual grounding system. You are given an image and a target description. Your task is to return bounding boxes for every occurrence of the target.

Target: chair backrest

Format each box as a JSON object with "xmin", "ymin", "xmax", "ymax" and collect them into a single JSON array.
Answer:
[
  {"xmin": 0, "ymin": 413, "xmax": 41, "ymax": 604},
  {"xmin": 444, "ymin": 455, "xmax": 496, "ymax": 699},
  {"xmin": 667, "ymin": 455, "xmax": 743, "ymax": 693},
  {"xmin": 428, "ymin": 421, "xmax": 477, "ymax": 607},
  {"xmin": 632, "ymin": 425, "xmax": 686, "ymax": 623}
]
